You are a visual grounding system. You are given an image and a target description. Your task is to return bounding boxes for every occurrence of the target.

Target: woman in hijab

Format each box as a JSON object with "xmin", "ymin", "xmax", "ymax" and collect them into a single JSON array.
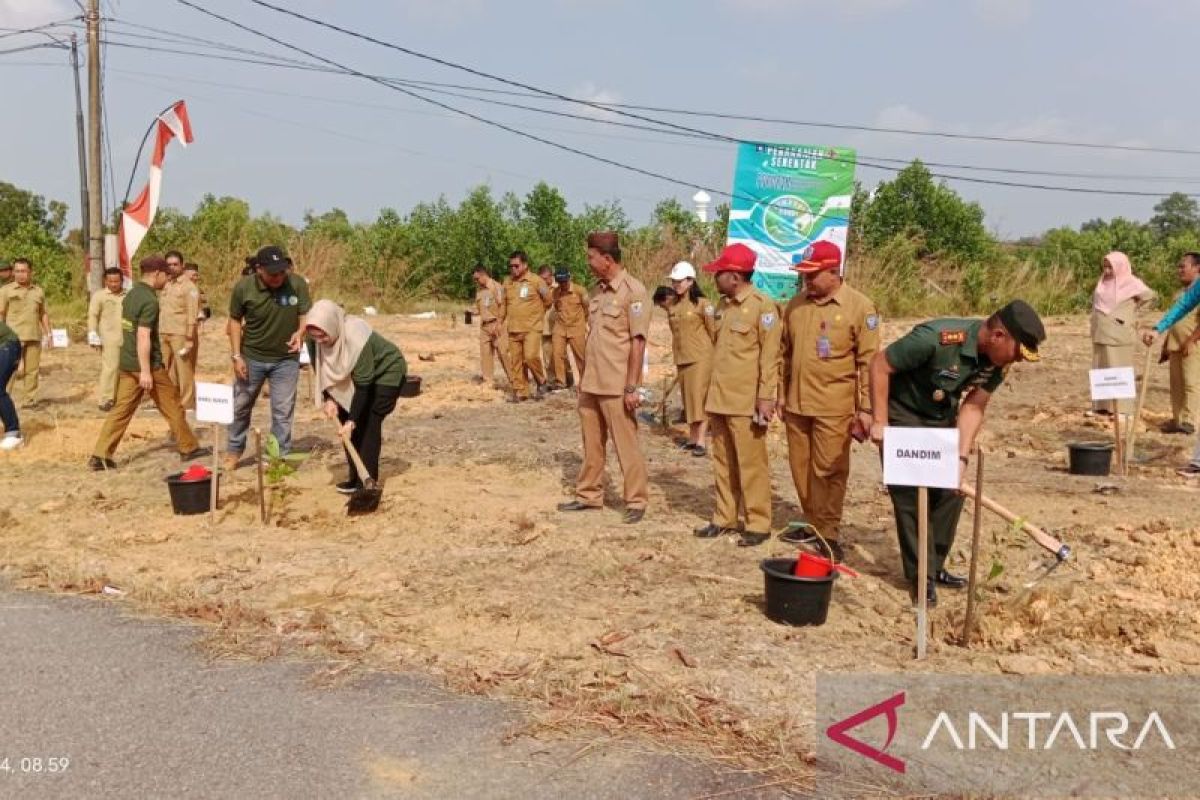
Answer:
[
  {"xmin": 664, "ymin": 262, "xmax": 716, "ymax": 455},
  {"xmin": 306, "ymin": 300, "xmax": 407, "ymax": 493},
  {"xmin": 1090, "ymin": 251, "xmax": 1156, "ymax": 417}
]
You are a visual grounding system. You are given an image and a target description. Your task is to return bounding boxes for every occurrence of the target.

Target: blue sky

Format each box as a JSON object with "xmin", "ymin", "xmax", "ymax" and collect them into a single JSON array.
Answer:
[{"xmin": 2, "ymin": 0, "xmax": 1199, "ymax": 238}]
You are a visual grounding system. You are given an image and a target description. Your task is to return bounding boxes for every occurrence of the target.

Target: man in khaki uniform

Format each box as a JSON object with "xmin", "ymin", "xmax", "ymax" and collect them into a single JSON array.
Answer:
[
  {"xmin": 87, "ymin": 267, "xmax": 127, "ymax": 410},
  {"xmin": 159, "ymin": 250, "xmax": 200, "ymax": 409},
  {"xmin": 558, "ymin": 231, "xmax": 650, "ymax": 524},
  {"xmin": 693, "ymin": 243, "xmax": 782, "ymax": 547},
  {"xmin": 503, "ymin": 250, "xmax": 551, "ymax": 402},
  {"xmin": 1163, "ymin": 252, "xmax": 1200, "ymax": 435},
  {"xmin": 777, "ymin": 241, "xmax": 879, "ymax": 563},
  {"xmin": 472, "ymin": 264, "xmax": 510, "ymax": 386},
  {"xmin": 0, "ymin": 259, "xmax": 51, "ymax": 407},
  {"xmin": 550, "ymin": 267, "xmax": 588, "ymax": 388}
]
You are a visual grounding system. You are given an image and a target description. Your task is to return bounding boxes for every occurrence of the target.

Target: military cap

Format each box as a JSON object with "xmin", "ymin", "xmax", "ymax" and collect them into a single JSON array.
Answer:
[
  {"xmin": 996, "ymin": 299, "xmax": 1045, "ymax": 362},
  {"xmin": 554, "ymin": 267, "xmax": 570, "ymax": 282}
]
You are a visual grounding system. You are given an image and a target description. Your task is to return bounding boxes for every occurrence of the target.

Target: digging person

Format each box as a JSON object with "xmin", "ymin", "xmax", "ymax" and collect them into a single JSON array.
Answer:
[
  {"xmin": 557, "ymin": 231, "xmax": 650, "ymax": 524},
  {"xmin": 869, "ymin": 300, "xmax": 1045, "ymax": 606},
  {"xmin": 692, "ymin": 243, "xmax": 782, "ymax": 548},
  {"xmin": 89, "ymin": 256, "xmax": 210, "ymax": 470},
  {"xmin": 226, "ymin": 245, "xmax": 311, "ymax": 470},
  {"xmin": 777, "ymin": 241, "xmax": 880, "ymax": 563},
  {"xmin": 306, "ymin": 300, "xmax": 407, "ymax": 495}
]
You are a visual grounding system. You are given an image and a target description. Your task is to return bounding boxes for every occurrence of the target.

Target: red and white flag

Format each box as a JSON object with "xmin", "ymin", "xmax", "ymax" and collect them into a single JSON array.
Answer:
[{"xmin": 118, "ymin": 100, "xmax": 194, "ymax": 272}]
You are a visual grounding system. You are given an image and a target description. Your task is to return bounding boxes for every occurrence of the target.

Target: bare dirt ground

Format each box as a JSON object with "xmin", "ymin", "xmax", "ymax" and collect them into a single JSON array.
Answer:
[{"xmin": 3, "ymin": 311, "xmax": 1199, "ymax": 795}]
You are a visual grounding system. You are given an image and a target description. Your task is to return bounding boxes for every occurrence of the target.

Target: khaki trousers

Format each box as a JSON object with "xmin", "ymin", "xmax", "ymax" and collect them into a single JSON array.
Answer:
[
  {"xmin": 551, "ymin": 329, "xmax": 584, "ymax": 385},
  {"xmin": 7, "ymin": 341, "xmax": 41, "ymax": 405},
  {"xmin": 1169, "ymin": 349, "xmax": 1200, "ymax": 427},
  {"xmin": 709, "ymin": 413, "xmax": 772, "ymax": 533},
  {"xmin": 784, "ymin": 412, "xmax": 853, "ymax": 541},
  {"xmin": 508, "ymin": 331, "xmax": 545, "ymax": 398},
  {"xmin": 478, "ymin": 320, "xmax": 510, "ymax": 383},
  {"xmin": 92, "ymin": 369, "xmax": 199, "ymax": 459},
  {"xmin": 162, "ymin": 333, "xmax": 197, "ymax": 409},
  {"xmin": 98, "ymin": 337, "xmax": 121, "ymax": 402},
  {"xmin": 575, "ymin": 391, "xmax": 649, "ymax": 510}
]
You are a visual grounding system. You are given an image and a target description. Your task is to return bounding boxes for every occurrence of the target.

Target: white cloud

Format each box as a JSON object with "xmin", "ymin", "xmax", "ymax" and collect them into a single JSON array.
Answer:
[
  {"xmin": 972, "ymin": 0, "xmax": 1033, "ymax": 27},
  {"xmin": 0, "ymin": 0, "xmax": 72, "ymax": 28},
  {"xmin": 723, "ymin": 0, "xmax": 911, "ymax": 17},
  {"xmin": 571, "ymin": 82, "xmax": 622, "ymax": 120}
]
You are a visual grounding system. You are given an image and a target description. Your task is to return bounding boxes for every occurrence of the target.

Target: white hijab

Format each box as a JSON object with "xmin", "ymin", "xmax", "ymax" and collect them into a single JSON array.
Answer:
[{"xmin": 307, "ymin": 299, "xmax": 372, "ymax": 409}]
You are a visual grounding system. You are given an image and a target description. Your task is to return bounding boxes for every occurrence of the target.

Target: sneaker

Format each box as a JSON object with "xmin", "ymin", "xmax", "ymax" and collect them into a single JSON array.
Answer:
[
  {"xmin": 180, "ymin": 447, "xmax": 212, "ymax": 461},
  {"xmin": 1177, "ymin": 464, "xmax": 1200, "ymax": 478},
  {"xmin": 0, "ymin": 435, "xmax": 24, "ymax": 451}
]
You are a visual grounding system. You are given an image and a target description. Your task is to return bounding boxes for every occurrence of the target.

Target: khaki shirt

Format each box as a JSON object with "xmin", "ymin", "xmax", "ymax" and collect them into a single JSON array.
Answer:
[
  {"xmin": 581, "ymin": 269, "xmax": 650, "ymax": 396},
  {"xmin": 0, "ymin": 283, "xmax": 47, "ymax": 341},
  {"xmin": 705, "ymin": 285, "xmax": 782, "ymax": 417},
  {"xmin": 474, "ymin": 277, "xmax": 505, "ymax": 324},
  {"xmin": 503, "ymin": 273, "xmax": 551, "ymax": 334},
  {"xmin": 1165, "ymin": 287, "xmax": 1200, "ymax": 352},
  {"xmin": 158, "ymin": 276, "xmax": 200, "ymax": 337},
  {"xmin": 1090, "ymin": 294, "xmax": 1154, "ymax": 347},
  {"xmin": 88, "ymin": 288, "xmax": 126, "ymax": 343},
  {"xmin": 667, "ymin": 295, "xmax": 716, "ymax": 367},
  {"xmin": 781, "ymin": 283, "xmax": 879, "ymax": 416},
  {"xmin": 553, "ymin": 282, "xmax": 589, "ymax": 335}
]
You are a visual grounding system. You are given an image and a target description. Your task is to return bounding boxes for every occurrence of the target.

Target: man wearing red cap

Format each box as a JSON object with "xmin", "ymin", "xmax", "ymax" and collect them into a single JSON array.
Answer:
[
  {"xmin": 777, "ymin": 241, "xmax": 879, "ymax": 563},
  {"xmin": 693, "ymin": 243, "xmax": 782, "ymax": 546},
  {"xmin": 557, "ymin": 231, "xmax": 650, "ymax": 524}
]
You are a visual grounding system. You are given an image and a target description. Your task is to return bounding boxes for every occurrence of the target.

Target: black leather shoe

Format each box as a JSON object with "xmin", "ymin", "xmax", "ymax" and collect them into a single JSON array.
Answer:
[
  {"xmin": 88, "ymin": 456, "xmax": 117, "ymax": 471},
  {"xmin": 821, "ymin": 540, "xmax": 846, "ymax": 564},
  {"xmin": 910, "ymin": 578, "xmax": 938, "ymax": 607},
  {"xmin": 622, "ymin": 508, "xmax": 645, "ymax": 525},
  {"xmin": 935, "ymin": 569, "xmax": 967, "ymax": 589},
  {"xmin": 693, "ymin": 522, "xmax": 724, "ymax": 538},
  {"xmin": 736, "ymin": 531, "xmax": 770, "ymax": 547},
  {"xmin": 180, "ymin": 447, "xmax": 212, "ymax": 461},
  {"xmin": 557, "ymin": 500, "xmax": 600, "ymax": 512}
]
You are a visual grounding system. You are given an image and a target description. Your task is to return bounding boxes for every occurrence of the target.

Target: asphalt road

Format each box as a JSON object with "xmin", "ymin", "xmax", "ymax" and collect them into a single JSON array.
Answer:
[{"xmin": 0, "ymin": 589, "xmax": 782, "ymax": 799}]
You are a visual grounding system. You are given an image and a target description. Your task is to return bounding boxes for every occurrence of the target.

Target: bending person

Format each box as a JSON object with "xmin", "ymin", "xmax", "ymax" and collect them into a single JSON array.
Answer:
[{"xmin": 306, "ymin": 300, "xmax": 407, "ymax": 494}]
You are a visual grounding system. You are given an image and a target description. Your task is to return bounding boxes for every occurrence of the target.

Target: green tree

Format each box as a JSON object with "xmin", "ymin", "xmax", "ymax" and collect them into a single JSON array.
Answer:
[
  {"xmin": 857, "ymin": 161, "xmax": 991, "ymax": 260},
  {"xmin": 0, "ymin": 181, "xmax": 73, "ymax": 300},
  {"xmin": 1149, "ymin": 192, "xmax": 1200, "ymax": 241}
]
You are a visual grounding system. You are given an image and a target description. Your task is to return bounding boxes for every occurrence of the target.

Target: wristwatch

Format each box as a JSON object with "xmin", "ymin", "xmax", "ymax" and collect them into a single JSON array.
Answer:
[{"xmin": 624, "ymin": 385, "xmax": 638, "ymax": 394}]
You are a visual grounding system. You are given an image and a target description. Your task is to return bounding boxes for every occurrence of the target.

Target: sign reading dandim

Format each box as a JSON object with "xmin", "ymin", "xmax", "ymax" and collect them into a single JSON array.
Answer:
[{"xmin": 882, "ymin": 427, "xmax": 960, "ymax": 489}]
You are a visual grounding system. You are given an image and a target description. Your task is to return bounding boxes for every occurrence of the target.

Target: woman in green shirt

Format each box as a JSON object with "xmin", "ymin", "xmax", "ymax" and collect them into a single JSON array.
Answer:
[
  {"xmin": 306, "ymin": 300, "xmax": 407, "ymax": 494},
  {"xmin": 0, "ymin": 320, "xmax": 22, "ymax": 449}
]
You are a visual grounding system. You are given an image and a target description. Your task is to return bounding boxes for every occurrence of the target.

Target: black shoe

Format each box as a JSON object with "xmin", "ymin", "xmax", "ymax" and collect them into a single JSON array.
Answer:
[
  {"xmin": 778, "ymin": 523, "xmax": 819, "ymax": 545},
  {"xmin": 336, "ymin": 480, "xmax": 361, "ymax": 495},
  {"xmin": 507, "ymin": 393, "xmax": 527, "ymax": 404},
  {"xmin": 693, "ymin": 522, "xmax": 724, "ymax": 538},
  {"xmin": 623, "ymin": 508, "xmax": 645, "ymax": 524},
  {"xmin": 88, "ymin": 456, "xmax": 117, "ymax": 471},
  {"xmin": 935, "ymin": 569, "xmax": 967, "ymax": 589},
  {"xmin": 1183, "ymin": 423, "xmax": 1197, "ymax": 435},
  {"xmin": 690, "ymin": 445, "xmax": 707, "ymax": 457},
  {"xmin": 98, "ymin": 400, "xmax": 114, "ymax": 412},
  {"xmin": 736, "ymin": 531, "xmax": 770, "ymax": 547},
  {"xmin": 180, "ymin": 447, "xmax": 212, "ymax": 461},
  {"xmin": 820, "ymin": 540, "xmax": 846, "ymax": 564},
  {"xmin": 557, "ymin": 500, "xmax": 600, "ymax": 512},
  {"xmin": 910, "ymin": 578, "xmax": 938, "ymax": 608},
  {"xmin": 1162, "ymin": 421, "xmax": 1183, "ymax": 434}
]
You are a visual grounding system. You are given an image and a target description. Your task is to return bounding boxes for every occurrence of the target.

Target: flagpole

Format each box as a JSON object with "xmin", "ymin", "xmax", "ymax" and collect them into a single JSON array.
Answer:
[{"xmin": 120, "ymin": 100, "xmax": 185, "ymax": 209}]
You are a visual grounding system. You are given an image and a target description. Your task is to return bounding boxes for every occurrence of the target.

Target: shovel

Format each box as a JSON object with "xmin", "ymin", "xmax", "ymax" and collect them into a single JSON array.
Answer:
[{"xmin": 332, "ymin": 419, "xmax": 382, "ymax": 515}]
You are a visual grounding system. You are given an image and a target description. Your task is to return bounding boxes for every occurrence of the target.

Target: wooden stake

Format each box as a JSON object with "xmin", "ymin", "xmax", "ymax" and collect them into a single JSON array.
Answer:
[
  {"xmin": 1126, "ymin": 345, "xmax": 1156, "ymax": 468},
  {"xmin": 254, "ymin": 427, "xmax": 266, "ymax": 524},
  {"xmin": 1112, "ymin": 411, "xmax": 1124, "ymax": 476},
  {"xmin": 916, "ymin": 486, "xmax": 929, "ymax": 661},
  {"xmin": 209, "ymin": 422, "xmax": 219, "ymax": 523},
  {"xmin": 961, "ymin": 448, "xmax": 984, "ymax": 646}
]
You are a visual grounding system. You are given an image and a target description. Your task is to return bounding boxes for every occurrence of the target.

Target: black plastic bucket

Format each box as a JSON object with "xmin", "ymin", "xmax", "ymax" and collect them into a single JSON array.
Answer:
[
  {"xmin": 1067, "ymin": 442, "xmax": 1113, "ymax": 476},
  {"xmin": 760, "ymin": 558, "xmax": 838, "ymax": 626},
  {"xmin": 165, "ymin": 472, "xmax": 215, "ymax": 515},
  {"xmin": 400, "ymin": 375, "xmax": 422, "ymax": 398}
]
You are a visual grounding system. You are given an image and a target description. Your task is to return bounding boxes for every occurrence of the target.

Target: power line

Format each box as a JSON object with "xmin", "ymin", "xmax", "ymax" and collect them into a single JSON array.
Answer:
[
  {"xmin": 0, "ymin": 19, "xmax": 78, "ymax": 40},
  {"xmin": 244, "ymin": 0, "xmax": 1200, "ymax": 160}
]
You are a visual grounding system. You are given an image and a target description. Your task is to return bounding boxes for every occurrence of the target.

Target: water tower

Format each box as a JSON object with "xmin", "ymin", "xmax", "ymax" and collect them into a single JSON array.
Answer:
[{"xmin": 692, "ymin": 190, "xmax": 711, "ymax": 223}]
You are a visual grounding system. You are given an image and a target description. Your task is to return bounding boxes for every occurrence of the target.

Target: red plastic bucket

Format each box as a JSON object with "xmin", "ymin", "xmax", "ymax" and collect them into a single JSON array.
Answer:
[{"xmin": 794, "ymin": 551, "xmax": 834, "ymax": 578}]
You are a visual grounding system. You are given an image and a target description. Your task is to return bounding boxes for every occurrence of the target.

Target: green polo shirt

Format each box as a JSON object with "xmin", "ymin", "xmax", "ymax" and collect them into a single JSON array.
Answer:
[
  {"xmin": 884, "ymin": 318, "xmax": 1005, "ymax": 426},
  {"xmin": 119, "ymin": 281, "xmax": 163, "ymax": 373},
  {"xmin": 0, "ymin": 320, "xmax": 18, "ymax": 348},
  {"xmin": 352, "ymin": 332, "xmax": 407, "ymax": 387},
  {"xmin": 229, "ymin": 274, "xmax": 312, "ymax": 363}
]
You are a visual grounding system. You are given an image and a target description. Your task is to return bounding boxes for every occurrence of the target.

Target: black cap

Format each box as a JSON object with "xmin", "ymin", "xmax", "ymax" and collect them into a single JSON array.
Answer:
[
  {"xmin": 996, "ymin": 299, "xmax": 1045, "ymax": 361},
  {"xmin": 255, "ymin": 245, "xmax": 290, "ymax": 274},
  {"xmin": 554, "ymin": 268, "xmax": 570, "ymax": 282}
]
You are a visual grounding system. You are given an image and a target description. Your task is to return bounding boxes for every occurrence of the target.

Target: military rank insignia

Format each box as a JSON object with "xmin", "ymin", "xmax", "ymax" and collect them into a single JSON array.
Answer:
[{"xmin": 939, "ymin": 329, "xmax": 967, "ymax": 346}]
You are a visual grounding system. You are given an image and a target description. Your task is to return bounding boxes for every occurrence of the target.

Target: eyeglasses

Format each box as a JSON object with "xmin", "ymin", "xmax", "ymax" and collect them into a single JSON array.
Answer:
[{"xmin": 508, "ymin": 263, "xmax": 521, "ymax": 270}]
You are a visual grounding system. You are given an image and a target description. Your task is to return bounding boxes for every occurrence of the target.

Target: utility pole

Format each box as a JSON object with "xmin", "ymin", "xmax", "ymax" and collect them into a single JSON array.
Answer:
[
  {"xmin": 70, "ymin": 34, "xmax": 90, "ymax": 260},
  {"xmin": 86, "ymin": 0, "xmax": 104, "ymax": 292}
]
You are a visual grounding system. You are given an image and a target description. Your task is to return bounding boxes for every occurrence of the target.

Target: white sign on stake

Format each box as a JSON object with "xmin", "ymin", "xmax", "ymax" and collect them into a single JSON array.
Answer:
[
  {"xmin": 195, "ymin": 381, "xmax": 235, "ymax": 425},
  {"xmin": 50, "ymin": 328, "xmax": 70, "ymax": 348},
  {"xmin": 298, "ymin": 344, "xmax": 311, "ymax": 366},
  {"xmin": 1089, "ymin": 367, "xmax": 1136, "ymax": 401},
  {"xmin": 883, "ymin": 427, "xmax": 961, "ymax": 490}
]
